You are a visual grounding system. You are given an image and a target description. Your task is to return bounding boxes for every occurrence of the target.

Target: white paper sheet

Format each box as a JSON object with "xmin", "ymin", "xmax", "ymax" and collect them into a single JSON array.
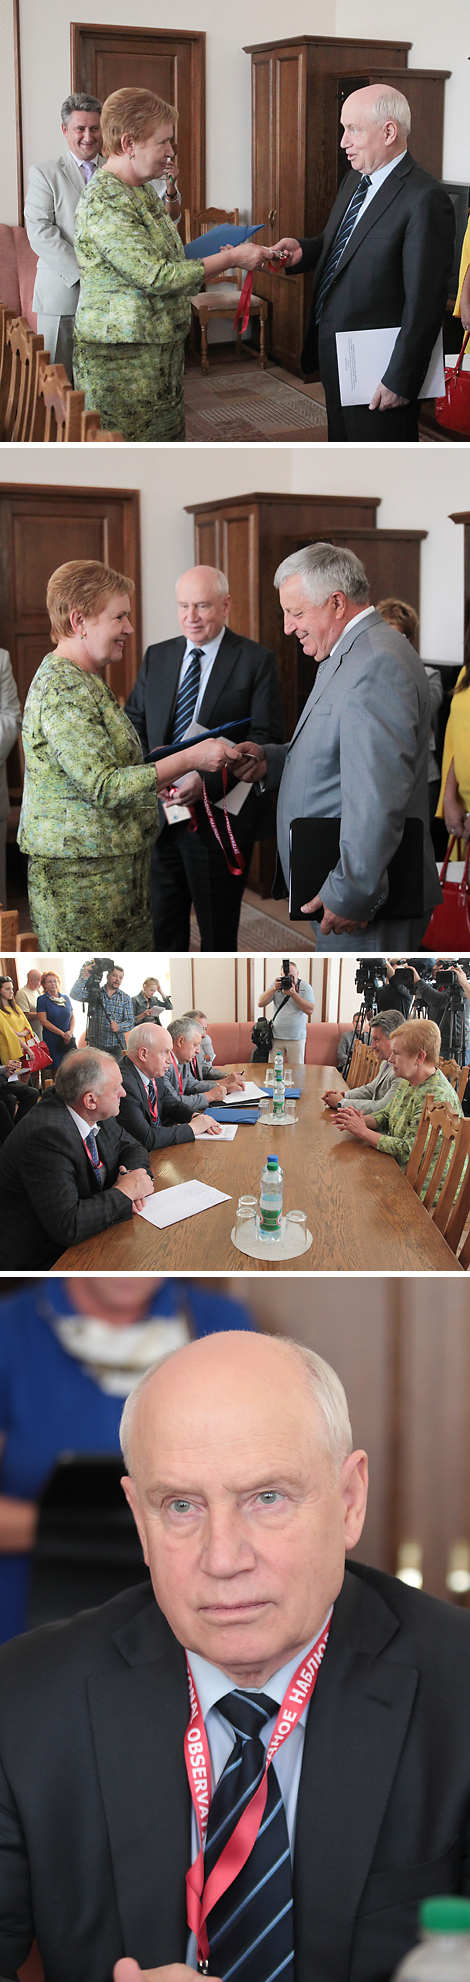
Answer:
[
  {"xmin": 219, "ymin": 1080, "xmax": 264, "ymax": 1104},
  {"xmin": 199, "ymin": 1122, "xmax": 238, "ymax": 1139},
  {"xmin": 335, "ymin": 327, "xmax": 444, "ymax": 405},
  {"xmin": 135, "ymin": 1179, "xmax": 231, "ymax": 1228},
  {"xmin": 169, "ymin": 718, "xmax": 251, "ymax": 817}
]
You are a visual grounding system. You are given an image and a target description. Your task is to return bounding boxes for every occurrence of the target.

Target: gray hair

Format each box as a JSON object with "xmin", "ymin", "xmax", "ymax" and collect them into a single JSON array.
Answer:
[
  {"xmin": 55, "ymin": 1046, "xmax": 114, "ymax": 1104},
  {"xmin": 168, "ymin": 1016, "xmax": 201, "ymax": 1045},
  {"xmin": 368, "ymin": 87, "xmax": 411, "ymax": 137},
  {"xmin": 175, "ymin": 568, "xmax": 229, "ymax": 598},
  {"xmin": 126, "ymin": 1023, "xmax": 165, "ymax": 1055},
  {"xmin": 119, "ymin": 1335, "xmax": 353, "ymax": 1478},
  {"xmin": 61, "ymin": 93, "xmax": 102, "ymax": 123},
  {"xmin": 182, "ymin": 1010, "xmax": 207, "ymax": 1024},
  {"xmin": 274, "ymin": 542, "xmax": 369, "ymax": 606},
  {"xmin": 370, "ymin": 1008, "xmax": 406, "ymax": 1038}
]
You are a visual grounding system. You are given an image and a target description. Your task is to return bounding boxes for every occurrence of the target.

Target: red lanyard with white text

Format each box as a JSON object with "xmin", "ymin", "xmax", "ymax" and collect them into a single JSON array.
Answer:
[
  {"xmin": 201, "ymin": 769, "xmax": 245, "ymax": 878},
  {"xmin": 185, "ymin": 1612, "xmax": 332, "ymax": 1971}
]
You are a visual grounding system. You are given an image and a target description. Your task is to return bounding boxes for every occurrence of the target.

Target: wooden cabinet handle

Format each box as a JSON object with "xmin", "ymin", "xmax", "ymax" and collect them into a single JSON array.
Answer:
[{"xmin": 268, "ymin": 208, "xmax": 277, "ymax": 225}]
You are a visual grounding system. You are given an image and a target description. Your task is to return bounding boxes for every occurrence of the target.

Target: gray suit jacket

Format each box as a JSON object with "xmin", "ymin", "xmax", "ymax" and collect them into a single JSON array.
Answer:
[
  {"xmin": 266, "ymin": 610, "xmax": 441, "ymax": 922},
  {"xmin": 24, "ymin": 151, "xmax": 102, "ymax": 317}
]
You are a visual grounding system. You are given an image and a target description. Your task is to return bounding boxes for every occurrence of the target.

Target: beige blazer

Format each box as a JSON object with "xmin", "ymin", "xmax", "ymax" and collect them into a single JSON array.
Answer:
[{"xmin": 24, "ymin": 150, "xmax": 102, "ymax": 317}]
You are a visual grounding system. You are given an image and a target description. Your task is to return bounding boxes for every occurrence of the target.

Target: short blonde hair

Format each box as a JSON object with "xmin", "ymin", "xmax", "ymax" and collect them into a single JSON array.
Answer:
[
  {"xmin": 390, "ymin": 1018, "xmax": 441, "ymax": 1066},
  {"xmin": 47, "ymin": 560, "xmax": 134, "ymax": 642},
  {"xmin": 100, "ymin": 87, "xmax": 177, "ymax": 156}
]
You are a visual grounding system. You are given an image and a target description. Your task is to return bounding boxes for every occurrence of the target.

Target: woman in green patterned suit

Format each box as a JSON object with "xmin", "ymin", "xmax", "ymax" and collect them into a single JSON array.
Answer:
[
  {"xmin": 18, "ymin": 560, "xmax": 241, "ymax": 949},
  {"xmin": 73, "ymin": 86, "xmax": 267, "ymax": 442}
]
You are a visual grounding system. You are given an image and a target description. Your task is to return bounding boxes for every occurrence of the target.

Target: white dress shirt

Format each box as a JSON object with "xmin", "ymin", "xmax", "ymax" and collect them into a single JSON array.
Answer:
[
  {"xmin": 177, "ymin": 628, "xmax": 227, "ymax": 723},
  {"xmin": 346, "ymin": 151, "xmax": 408, "ymax": 235},
  {"xmin": 329, "ymin": 604, "xmax": 375, "ymax": 658},
  {"xmin": 185, "ymin": 1613, "xmax": 332, "ymax": 1965},
  {"xmin": 66, "ymin": 1105, "xmax": 96, "ymax": 1141}
]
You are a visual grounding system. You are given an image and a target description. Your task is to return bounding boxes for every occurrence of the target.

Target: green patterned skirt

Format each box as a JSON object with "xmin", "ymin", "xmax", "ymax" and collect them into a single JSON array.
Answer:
[
  {"xmin": 27, "ymin": 849, "xmax": 153, "ymax": 950},
  {"xmin": 73, "ymin": 335, "xmax": 186, "ymax": 442}
]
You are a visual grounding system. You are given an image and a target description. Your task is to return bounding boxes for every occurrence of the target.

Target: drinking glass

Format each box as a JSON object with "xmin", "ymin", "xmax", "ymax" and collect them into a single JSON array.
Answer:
[
  {"xmin": 286, "ymin": 1209, "xmax": 307, "ymax": 1247},
  {"xmin": 285, "ymin": 1099, "xmax": 297, "ymax": 1121},
  {"xmin": 258, "ymin": 1095, "xmax": 270, "ymax": 1121}
]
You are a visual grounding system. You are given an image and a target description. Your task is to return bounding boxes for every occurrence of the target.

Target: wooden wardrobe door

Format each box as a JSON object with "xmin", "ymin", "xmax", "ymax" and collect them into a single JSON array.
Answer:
[{"xmin": 71, "ymin": 25, "xmax": 205, "ymax": 217}]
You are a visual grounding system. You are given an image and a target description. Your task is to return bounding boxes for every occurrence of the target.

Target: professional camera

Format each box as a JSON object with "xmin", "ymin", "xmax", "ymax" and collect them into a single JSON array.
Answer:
[
  {"xmin": 280, "ymin": 959, "xmax": 294, "ymax": 992},
  {"xmin": 84, "ymin": 958, "xmax": 115, "ymax": 1006},
  {"xmin": 355, "ymin": 959, "xmax": 388, "ymax": 1000}
]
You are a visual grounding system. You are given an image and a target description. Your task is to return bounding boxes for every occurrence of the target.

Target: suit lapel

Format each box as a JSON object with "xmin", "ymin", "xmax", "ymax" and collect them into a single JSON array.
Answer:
[
  {"xmin": 294, "ymin": 1571, "xmax": 418, "ymax": 1982},
  {"xmin": 287, "ymin": 611, "xmax": 384, "ymax": 750},
  {"xmin": 325, "ymin": 153, "xmax": 412, "ymax": 285},
  {"xmin": 155, "ymin": 639, "xmax": 187, "ymax": 740},
  {"xmin": 199, "ymin": 628, "xmax": 242, "ymax": 728},
  {"xmin": 87, "ymin": 1603, "xmax": 191, "ymax": 1966}
]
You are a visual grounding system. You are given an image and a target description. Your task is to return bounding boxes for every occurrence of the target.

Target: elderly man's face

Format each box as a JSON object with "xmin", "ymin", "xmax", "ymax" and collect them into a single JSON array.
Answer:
[
  {"xmin": 173, "ymin": 1030, "xmax": 202, "ymax": 1064},
  {"xmin": 93, "ymin": 1062, "xmax": 126, "ymax": 1120},
  {"xmin": 176, "ymin": 568, "xmax": 231, "ymax": 645},
  {"xmin": 139, "ymin": 1026, "xmax": 172, "ymax": 1077},
  {"xmin": 122, "ymin": 1335, "xmax": 367, "ymax": 1685},
  {"xmin": 279, "ymin": 576, "xmax": 348, "ymax": 663},
  {"xmin": 340, "ymin": 90, "xmax": 401, "ymax": 175}
]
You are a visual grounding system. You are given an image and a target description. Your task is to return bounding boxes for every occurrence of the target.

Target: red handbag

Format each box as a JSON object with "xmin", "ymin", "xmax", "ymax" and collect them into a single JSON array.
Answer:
[
  {"xmin": 422, "ymin": 837, "xmax": 470, "ymax": 948},
  {"xmin": 435, "ymin": 330, "xmax": 470, "ymax": 435},
  {"xmin": 20, "ymin": 1039, "xmax": 53, "ymax": 1072}
]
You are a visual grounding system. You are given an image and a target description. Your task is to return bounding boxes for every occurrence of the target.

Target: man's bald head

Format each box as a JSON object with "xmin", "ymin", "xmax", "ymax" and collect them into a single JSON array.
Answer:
[
  {"xmin": 175, "ymin": 566, "xmax": 231, "ymax": 644},
  {"xmin": 119, "ymin": 1334, "xmax": 367, "ymax": 1686},
  {"xmin": 341, "ymin": 83, "xmax": 411, "ymax": 176},
  {"xmin": 125, "ymin": 1023, "xmax": 173, "ymax": 1080}
]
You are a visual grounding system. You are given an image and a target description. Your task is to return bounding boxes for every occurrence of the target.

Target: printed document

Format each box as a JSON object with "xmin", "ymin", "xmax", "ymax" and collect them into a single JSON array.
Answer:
[{"xmin": 335, "ymin": 327, "xmax": 444, "ymax": 405}]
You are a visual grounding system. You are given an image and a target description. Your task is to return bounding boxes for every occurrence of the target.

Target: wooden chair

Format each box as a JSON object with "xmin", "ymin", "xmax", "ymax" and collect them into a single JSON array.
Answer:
[
  {"xmin": 0, "ymin": 305, "xmax": 16, "ymax": 434},
  {"xmin": 6, "ymin": 317, "xmax": 52, "ymax": 441},
  {"xmin": 0, "ymin": 906, "xmax": 38, "ymax": 949},
  {"xmin": 346, "ymin": 1039, "xmax": 369, "ymax": 1088},
  {"xmin": 38, "ymin": 362, "xmax": 85, "ymax": 441},
  {"xmin": 184, "ymin": 204, "xmax": 267, "ymax": 376},
  {"xmin": 80, "ymin": 411, "xmax": 124, "ymax": 441},
  {"xmin": 440, "ymin": 1057, "xmax": 469, "ymax": 1105},
  {"xmin": 431, "ymin": 1116, "xmax": 470, "ymax": 1266},
  {"xmin": 405, "ymin": 1093, "xmax": 462, "ymax": 1210}
]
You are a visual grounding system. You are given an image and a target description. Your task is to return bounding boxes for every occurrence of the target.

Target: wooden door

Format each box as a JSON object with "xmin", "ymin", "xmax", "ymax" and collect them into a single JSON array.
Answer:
[
  {"xmin": 0, "ymin": 482, "xmax": 141, "ymax": 799},
  {"xmin": 71, "ymin": 25, "xmax": 205, "ymax": 218}
]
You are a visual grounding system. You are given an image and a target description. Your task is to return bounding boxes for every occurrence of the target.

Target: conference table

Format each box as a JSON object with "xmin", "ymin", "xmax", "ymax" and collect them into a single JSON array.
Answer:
[{"xmin": 55, "ymin": 1065, "xmax": 463, "ymax": 1274}]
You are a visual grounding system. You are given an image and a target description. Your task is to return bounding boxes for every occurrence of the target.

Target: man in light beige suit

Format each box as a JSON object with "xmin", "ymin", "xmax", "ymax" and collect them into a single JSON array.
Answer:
[{"xmin": 24, "ymin": 93, "xmax": 102, "ymax": 381}]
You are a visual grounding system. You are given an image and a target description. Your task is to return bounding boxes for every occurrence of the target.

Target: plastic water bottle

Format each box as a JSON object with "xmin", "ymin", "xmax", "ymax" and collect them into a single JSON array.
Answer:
[
  {"xmin": 273, "ymin": 1070, "xmax": 285, "ymax": 1119},
  {"xmin": 392, "ymin": 1899, "xmax": 470, "ymax": 1981},
  {"xmin": 259, "ymin": 1154, "xmax": 283, "ymax": 1241},
  {"xmin": 274, "ymin": 1051, "xmax": 283, "ymax": 1078}
]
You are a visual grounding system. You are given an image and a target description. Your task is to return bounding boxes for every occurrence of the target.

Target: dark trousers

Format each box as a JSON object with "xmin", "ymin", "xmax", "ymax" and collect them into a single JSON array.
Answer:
[
  {"xmin": 0, "ymin": 1080, "xmax": 37, "ymax": 1140},
  {"xmin": 151, "ymin": 821, "xmax": 254, "ymax": 950},
  {"xmin": 318, "ymin": 325, "xmax": 420, "ymax": 442}
]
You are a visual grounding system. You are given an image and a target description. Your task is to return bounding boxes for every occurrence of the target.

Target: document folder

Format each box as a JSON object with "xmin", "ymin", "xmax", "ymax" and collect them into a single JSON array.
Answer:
[{"xmin": 289, "ymin": 817, "xmax": 424, "ymax": 922}]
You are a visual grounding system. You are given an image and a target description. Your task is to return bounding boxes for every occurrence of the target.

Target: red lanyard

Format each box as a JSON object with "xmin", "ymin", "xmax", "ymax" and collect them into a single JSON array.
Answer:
[
  {"xmin": 201, "ymin": 770, "xmax": 244, "ymax": 878},
  {"xmin": 185, "ymin": 1613, "xmax": 332, "ymax": 1967},
  {"xmin": 171, "ymin": 1051, "xmax": 183, "ymax": 1096}
]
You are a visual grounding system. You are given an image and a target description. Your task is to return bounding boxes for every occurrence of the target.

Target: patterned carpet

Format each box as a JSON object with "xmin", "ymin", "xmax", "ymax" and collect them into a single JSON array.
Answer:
[
  {"xmin": 190, "ymin": 900, "xmax": 315, "ymax": 952},
  {"xmin": 185, "ymin": 366, "xmax": 328, "ymax": 442}
]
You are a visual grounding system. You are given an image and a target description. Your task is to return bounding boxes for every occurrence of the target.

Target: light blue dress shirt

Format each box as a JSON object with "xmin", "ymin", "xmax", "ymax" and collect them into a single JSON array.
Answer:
[
  {"xmin": 178, "ymin": 628, "xmax": 227, "ymax": 723},
  {"xmin": 345, "ymin": 151, "xmax": 408, "ymax": 235},
  {"xmin": 185, "ymin": 1613, "xmax": 332, "ymax": 1966}
]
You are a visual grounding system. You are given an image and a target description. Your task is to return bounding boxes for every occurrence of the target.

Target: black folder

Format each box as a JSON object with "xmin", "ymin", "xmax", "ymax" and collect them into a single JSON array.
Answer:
[{"xmin": 289, "ymin": 816, "xmax": 424, "ymax": 922}]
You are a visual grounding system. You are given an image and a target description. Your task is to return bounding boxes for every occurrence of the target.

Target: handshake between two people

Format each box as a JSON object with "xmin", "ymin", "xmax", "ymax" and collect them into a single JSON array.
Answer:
[{"xmin": 161, "ymin": 736, "xmax": 266, "ymax": 808}]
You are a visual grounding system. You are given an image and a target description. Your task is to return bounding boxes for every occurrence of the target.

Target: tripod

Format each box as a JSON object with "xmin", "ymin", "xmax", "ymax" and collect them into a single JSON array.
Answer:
[{"xmin": 342, "ymin": 998, "xmax": 376, "ymax": 1080}]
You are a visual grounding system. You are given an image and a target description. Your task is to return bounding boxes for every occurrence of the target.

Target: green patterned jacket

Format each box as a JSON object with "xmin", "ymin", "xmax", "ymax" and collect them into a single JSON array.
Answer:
[
  {"xmin": 374, "ymin": 1068, "xmax": 463, "ymax": 1200},
  {"xmin": 18, "ymin": 655, "xmax": 159, "ymax": 859},
  {"xmin": 74, "ymin": 174, "xmax": 205, "ymax": 345}
]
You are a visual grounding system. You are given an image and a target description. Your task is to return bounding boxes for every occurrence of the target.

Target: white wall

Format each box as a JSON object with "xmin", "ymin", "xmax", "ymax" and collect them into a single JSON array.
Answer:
[
  {"xmin": 337, "ymin": 0, "xmax": 470, "ymax": 183},
  {"xmin": 291, "ymin": 446, "xmax": 470, "ymax": 667},
  {"xmin": 5, "ymin": 442, "xmax": 469, "ymax": 667},
  {"xmin": 18, "ymin": 0, "xmax": 331, "ymax": 220}
]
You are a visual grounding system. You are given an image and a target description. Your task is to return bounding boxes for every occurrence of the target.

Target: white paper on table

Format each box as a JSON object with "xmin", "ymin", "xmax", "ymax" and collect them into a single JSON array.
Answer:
[
  {"xmin": 219, "ymin": 1080, "xmax": 265, "ymax": 1104},
  {"xmin": 135, "ymin": 1179, "xmax": 231, "ymax": 1228},
  {"xmin": 335, "ymin": 327, "xmax": 445, "ymax": 405},
  {"xmin": 199, "ymin": 1122, "xmax": 238, "ymax": 1139}
]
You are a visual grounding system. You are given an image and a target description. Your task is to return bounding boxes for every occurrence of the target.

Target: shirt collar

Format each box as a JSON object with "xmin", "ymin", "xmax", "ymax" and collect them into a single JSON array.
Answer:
[
  {"xmin": 66, "ymin": 1104, "xmax": 98, "ymax": 1142},
  {"xmin": 183, "ymin": 627, "xmax": 226, "ymax": 668},
  {"xmin": 329, "ymin": 604, "xmax": 375, "ymax": 659},
  {"xmin": 187, "ymin": 1610, "xmax": 333, "ymax": 1726},
  {"xmin": 367, "ymin": 151, "xmax": 408, "ymax": 190}
]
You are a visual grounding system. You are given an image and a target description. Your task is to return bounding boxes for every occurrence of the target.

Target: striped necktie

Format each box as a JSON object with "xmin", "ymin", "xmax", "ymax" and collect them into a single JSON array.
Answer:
[
  {"xmin": 170, "ymin": 648, "xmax": 203, "ymax": 745},
  {"xmin": 204, "ymin": 1690, "xmax": 294, "ymax": 1982},
  {"xmin": 315, "ymin": 174, "xmax": 371, "ymax": 320},
  {"xmin": 84, "ymin": 1126, "xmax": 104, "ymax": 1188},
  {"xmin": 147, "ymin": 1078, "xmax": 159, "ymax": 1121}
]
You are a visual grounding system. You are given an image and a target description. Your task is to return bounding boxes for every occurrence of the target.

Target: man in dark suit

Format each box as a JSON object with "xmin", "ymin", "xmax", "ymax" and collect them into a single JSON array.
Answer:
[
  {"xmin": 125, "ymin": 565, "xmax": 284, "ymax": 948},
  {"xmin": 0, "ymin": 1047, "xmax": 153, "ymax": 1271},
  {"xmin": 119, "ymin": 1023, "xmax": 223, "ymax": 1149},
  {"xmin": 1, "ymin": 1329, "xmax": 470, "ymax": 1982},
  {"xmin": 272, "ymin": 83, "xmax": 455, "ymax": 442}
]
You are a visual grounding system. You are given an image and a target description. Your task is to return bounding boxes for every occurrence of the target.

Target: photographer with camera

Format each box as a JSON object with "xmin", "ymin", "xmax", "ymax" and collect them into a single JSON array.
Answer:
[
  {"xmin": 374, "ymin": 959, "xmax": 416, "ymax": 1019},
  {"xmin": 407, "ymin": 958, "xmax": 470, "ymax": 1067},
  {"xmin": 256, "ymin": 959, "xmax": 315, "ymax": 1065},
  {"xmin": 69, "ymin": 961, "xmax": 134, "ymax": 1061}
]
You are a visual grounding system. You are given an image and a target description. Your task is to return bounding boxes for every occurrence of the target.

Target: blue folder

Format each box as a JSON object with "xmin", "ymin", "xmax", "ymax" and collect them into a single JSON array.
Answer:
[
  {"xmin": 207, "ymin": 1107, "xmax": 260, "ymax": 1125},
  {"xmin": 144, "ymin": 718, "xmax": 253, "ymax": 765},
  {"xmin": 184, "ymin": 223, "xmax": 263, "ymax": 260}
]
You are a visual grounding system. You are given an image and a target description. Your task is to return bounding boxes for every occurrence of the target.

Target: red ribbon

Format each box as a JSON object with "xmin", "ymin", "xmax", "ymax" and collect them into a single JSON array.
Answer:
[
  {"xmin": 185, "ymin": 1614, "xmax": 332, "ymax": 1967},
  {"xmin": 233, "ymin": 255, "xmax": 285, "ymax": 334}
]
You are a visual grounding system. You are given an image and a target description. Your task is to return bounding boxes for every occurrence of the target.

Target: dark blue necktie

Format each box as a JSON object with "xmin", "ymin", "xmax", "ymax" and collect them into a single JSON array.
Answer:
[
  {"xmin": 315, "ymin": 174, "xmax": 371, "ymax": 319},
  {"xmin": 204, "ymin": 1690, "xmax": 294, "ymax": 1982},
  {"xmin": 170, "ymin": 648, "xmax": 203, "ymax": 745},
  {"xmin": 84, "ymin": 1126, "xmax": 104, "ymax": 1188},
  {"xmin": 147, "ymin": 1078, "xmax": 159, "ymax": 1121}
]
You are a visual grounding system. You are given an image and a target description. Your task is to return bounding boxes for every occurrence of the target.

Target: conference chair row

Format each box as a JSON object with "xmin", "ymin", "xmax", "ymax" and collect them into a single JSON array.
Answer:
[{"xmin": 0, "ymin": 308, "xmax": 123, "ymax": 442}]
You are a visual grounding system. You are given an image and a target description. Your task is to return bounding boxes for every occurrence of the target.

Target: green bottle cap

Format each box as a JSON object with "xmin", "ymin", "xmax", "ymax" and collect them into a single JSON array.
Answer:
[{"xmin": 420, "ymin": 1899, "xmax": 470, "ymax": 1934}]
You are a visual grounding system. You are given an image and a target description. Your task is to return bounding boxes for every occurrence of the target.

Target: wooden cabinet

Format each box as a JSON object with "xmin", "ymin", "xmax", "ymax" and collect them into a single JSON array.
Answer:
[{"xmin": 244, "ymin": 36, "xmax": 450, "ymax": 373}]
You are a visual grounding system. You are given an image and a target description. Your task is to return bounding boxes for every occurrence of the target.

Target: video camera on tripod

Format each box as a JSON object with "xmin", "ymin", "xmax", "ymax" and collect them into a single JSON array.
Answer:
[{"xmin": 83, "ymin": 958, "xmax": 115, "ymax": 1006}]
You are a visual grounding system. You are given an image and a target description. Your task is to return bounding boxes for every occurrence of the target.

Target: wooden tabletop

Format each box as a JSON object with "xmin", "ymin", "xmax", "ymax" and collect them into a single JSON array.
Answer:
[{"xmin": 54, "ymin": 1065, "xmax": 462, "ymax": 1275}]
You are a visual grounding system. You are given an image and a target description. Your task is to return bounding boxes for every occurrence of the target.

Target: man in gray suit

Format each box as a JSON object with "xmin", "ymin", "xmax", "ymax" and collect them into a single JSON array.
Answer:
[
  {"xmin": 237, "ymin": 543, "xmax": 441, "ymax": 952},
  {"xmin": 24, "ymin": 92, "xmax": 102, "ymax": 381}
]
